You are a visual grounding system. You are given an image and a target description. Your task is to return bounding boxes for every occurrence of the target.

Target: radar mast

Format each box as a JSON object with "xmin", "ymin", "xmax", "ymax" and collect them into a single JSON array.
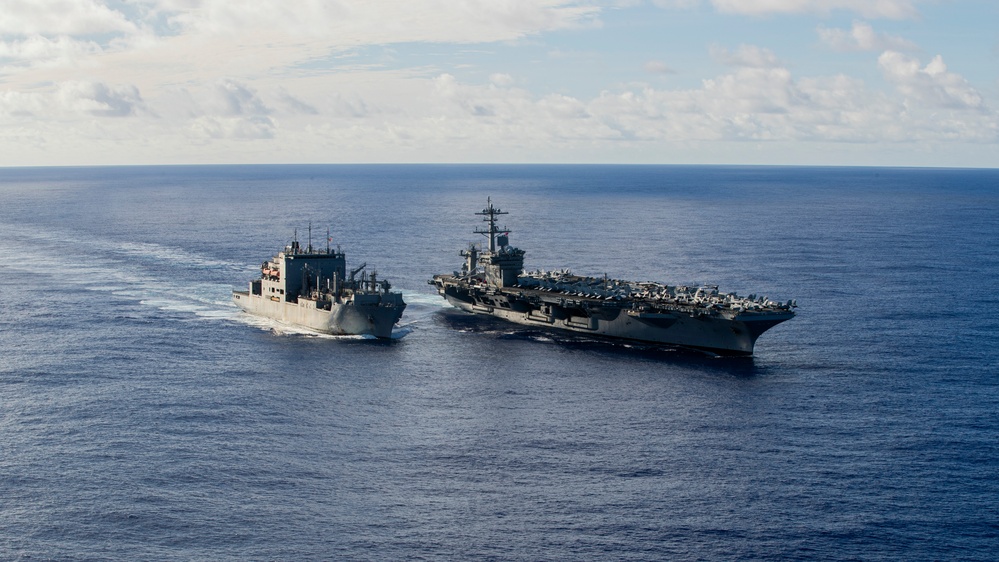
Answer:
[{"xmin": 474, "ymin": 197, "xmax": 509, "ymax": 253}]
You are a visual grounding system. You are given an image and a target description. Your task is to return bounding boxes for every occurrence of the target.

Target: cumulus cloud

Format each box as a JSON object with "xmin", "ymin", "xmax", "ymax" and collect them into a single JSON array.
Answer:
[
  {"xmin": 0, "ymin": 81, "xmax": 145, "ymax": 120},
  {"xmin": 878, "ymin": 51, "xmax": 985, "ymax": 110},
  {"xmin": 644, "ymin": 60, "xmax": 675, "ymax": 75},
  {"xmin": 146, "ymin": 0, "xmax": 599, "ymax": 43},
  {"xmin": 818, "ymin": 21, "xmax": 917, "ymax": 52},
  {"xmin": 190, "ymin": 115, "xmax": 276, "ymax": 140},
  {"xmin": 216, "ymin": 79, "xmax": 270, "ymax": 116},
  {"xmin": 2, "ymin": 56, "xmax": 996, "ymax": 165},
  {"xmin": 651, "ymin": 0, "xmax": 700, "ymax": 8},
  {"xmin": 417, "ymin": 52, "xmax": 996, "ymax": 150},
  {"xmin": 434, "ymin": 73, "xmax": 503, "ymax": 117},
  {"xmin": 58, "ymin": 81, "xmax": 145, "ymax": 117},
  {"xmin": 326, "ymin": 93, "xmax": 372, "ymax": 119},
  {"xmin": 0, "ymin": 0, "xmax": 138, "ymax": 36},
  {"xmin": 490, "ymin": 73, "xmax": 515, "ymax": 87},
  {"xmin": 701, "ymin": 67, "xmax": 801, "ymax": 115},
  {"xmin": 539, "ymin": 93, "xmax": 590, "ymax": 119},
  {"xmin": 710, "ymin": 0, "xmax": 920, "ymax": 19},
  {"xmin": 277, "ymin": 88, "xmax": 319, "ymax": 115},
  {"xmin": 1, "ymin": 1, "xmax": 602, "ymax": 97},
  {"xmin": 710, "ymin": 44, "xmax": 782, "ymax": 68},
  {"xmin": 0, "ymin": 36, "xmax": 99, "ymax": 61},
  {"xmin": 183, "ymin": 79, "xmax": 278, "ymax": 139},
  {"xmin": 0, "ymin": 35, "xmax": 103, "ymax": 73},
  {"xmin": 0, "ymin": 0, "xmax": 993, "ymax": 165},
  {"xmin": 0, "ymin": 90, "xmax": 45, "ymax": 118}
]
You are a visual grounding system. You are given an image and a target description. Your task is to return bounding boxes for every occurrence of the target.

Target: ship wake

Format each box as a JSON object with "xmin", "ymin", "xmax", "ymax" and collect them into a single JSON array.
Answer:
[{"xmin": 0, "ymin": 222, "xmax": 426, "ymax": 339}]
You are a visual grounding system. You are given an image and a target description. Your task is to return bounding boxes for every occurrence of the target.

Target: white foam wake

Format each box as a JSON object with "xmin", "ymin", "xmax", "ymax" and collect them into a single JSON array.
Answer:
[
  {"xmin": 0, "ymin": 221, "xmax": 425, "ymax": 336},
  {"xmin": 0, "ymin": 221, "xmax": 243, "ymax": 322}
]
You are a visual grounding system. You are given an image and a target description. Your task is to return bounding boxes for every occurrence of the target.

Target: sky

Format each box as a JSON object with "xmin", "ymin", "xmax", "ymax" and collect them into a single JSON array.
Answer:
[{"xmin": 0, "ymin": 0, "xmax": 997, "ymax": 167}]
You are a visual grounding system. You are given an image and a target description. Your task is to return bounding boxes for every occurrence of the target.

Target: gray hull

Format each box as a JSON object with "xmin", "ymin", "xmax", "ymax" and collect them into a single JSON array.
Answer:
[
  {"xmin": 432, "ymin": 199, "xmax": 795, "ymax": 355},
  {"xmin": 235, "ymin": 231, "xmax": 406, "ymax": 339},
  {"xmin": 439, "ymin": 284, "xmax": 791, "ymax": 355},
  {"xmin": 233, "ymin": 291, "xmax": 403, "ymax": 338}
]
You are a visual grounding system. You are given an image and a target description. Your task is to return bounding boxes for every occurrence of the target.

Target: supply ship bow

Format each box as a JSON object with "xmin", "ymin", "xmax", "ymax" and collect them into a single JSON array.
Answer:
[{"xmin": 431, "ymin": 199, "xmax": 795, "ymax": 355}]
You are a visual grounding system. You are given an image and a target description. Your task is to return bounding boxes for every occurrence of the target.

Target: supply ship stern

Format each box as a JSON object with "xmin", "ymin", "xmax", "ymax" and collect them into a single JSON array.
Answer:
[{"xmin": 235, "ymin": 229, "xmax": 405, "ymax": 338}]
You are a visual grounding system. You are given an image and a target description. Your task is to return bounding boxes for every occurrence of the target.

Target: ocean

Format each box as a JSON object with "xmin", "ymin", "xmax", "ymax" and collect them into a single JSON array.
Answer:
[{"xmin": 0, "ymin": 164, "xmax": 996, "ymax": 560}]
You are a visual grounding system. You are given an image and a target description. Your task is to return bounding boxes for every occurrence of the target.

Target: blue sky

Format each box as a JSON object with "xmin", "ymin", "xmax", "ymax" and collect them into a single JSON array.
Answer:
[{"xmin": 1, "ymin": 0, "xmax": 996, "ymax": 167}]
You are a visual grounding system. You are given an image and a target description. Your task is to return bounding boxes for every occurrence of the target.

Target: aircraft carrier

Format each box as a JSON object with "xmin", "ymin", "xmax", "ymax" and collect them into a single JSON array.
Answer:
[
  {"xmin": 431, "ymin": 199, "xmax": 796, "ymax": 355},
  {"xmin": 234, "ymin": 228, "xmax": 405, "ymax": 338}
]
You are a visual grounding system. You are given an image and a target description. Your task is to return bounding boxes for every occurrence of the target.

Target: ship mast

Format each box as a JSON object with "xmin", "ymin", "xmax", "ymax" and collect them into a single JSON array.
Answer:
[{"xmin": 474, "ymin": 197, "xmax": 509, "ymax": 253}]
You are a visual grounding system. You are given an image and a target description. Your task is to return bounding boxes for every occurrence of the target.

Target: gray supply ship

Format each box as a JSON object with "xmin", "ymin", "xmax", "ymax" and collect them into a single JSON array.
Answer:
[
  {"xmin": 431, "ymin": 200, "xmax": 796, "ymax": 355},
  {"xmin": 233, "ymin": 228, "xmax": 405, "ymax": 338}
]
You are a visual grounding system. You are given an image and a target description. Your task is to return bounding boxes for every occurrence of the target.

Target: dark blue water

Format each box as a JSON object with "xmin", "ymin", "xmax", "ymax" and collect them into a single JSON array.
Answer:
[{"xmin": 1, "ymin": 165, "xmax": 996, "ymax": 560}]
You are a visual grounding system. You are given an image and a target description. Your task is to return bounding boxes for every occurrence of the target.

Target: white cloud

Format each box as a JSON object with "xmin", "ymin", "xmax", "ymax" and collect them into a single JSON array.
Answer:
[
  {"xmin": 490, "ymin": 73, "xmax": 515, "ymax": 87},
  {"xmin": 215, "ymin": 79, "xmax": 270, "ymax": 116},
  {"xmin": 644, "ymin": 60, "xmax": 675, "ymax": 75},
  {"xmin": 434, "ymin": 72, "xmax": 507, "ymax": 117},
  {"xmin": 412, "ymin": 48, "xmax": 997, "ymax": 151},
  {"xmin": 325, "ymin": 93, "xmax": 373, "ymax": 119},
  {"xmin": 710, "ymin": 0, "xmax": 920, "ymax": 19},
  {"xmin": 0, "ymin": 0, "xmax": 138, "ymax": 36},
  {"xmin": 190, "ymin": 115, "xmax": 276, "ymax": 140},
  {"xmin": 182, "ymin": 79, "xmax": 277, "ymax": 139},
  {"xmin": 650, "ymin": 0, "xmax": 700, "ymax": 8},
  {"xmin": 878, "ymin": 51, "xmax": 985, "ymax": 110},
  {"xmin": 0, "ymin": 35, "xmax": 104, "ymax": 74},
  {"xmin": 0, "ymin": 1, "xmax": 602, "ymax": 96},
  {"xmin": 0, "ymin": 90, "xmax": 45, "ymax": 118},
  {"xmin": 2, "ymin": 56, "xmax": 996, "ymax": 166},
  {"xmin": 700, "ymin": 67, "xmax": 801, "ymax": 115},
  {"xmin": 277, "ymin": 88, "xmax": 319, "ymax": 115},
  {"xmin": 57, "ymin": 81, "xmax": 145, "ymax": 117},
  {"xmin": 0, "ymin": 1, "xmax": 994, "ymax": 166},
  {"xmin": 142, "ymin": 0, "xmax": 599, "ymax": 43},
  {"xmin": 0, "ymin": 80, "xmax": 144, "ymax": 121},
  {"xmin": 818, "ymin": 21, "xmax": 917, "ymax": 52},
  {"xmin": 539, "ymin": 93, "xmax": 590, "ymax": 119},
  {"xmin": 710, "ymin": 44, "xmax": 782, "ymax": 68}
]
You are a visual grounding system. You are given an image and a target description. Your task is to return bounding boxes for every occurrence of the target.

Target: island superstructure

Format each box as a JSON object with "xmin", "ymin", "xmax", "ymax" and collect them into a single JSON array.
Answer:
[
  {"xmin": 234, "ymin": 228, "xmax": 405, "ymax": 338},
  {"xmin": 431, "ymin": 199, "xmax": 796, "ymax": 355}
]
